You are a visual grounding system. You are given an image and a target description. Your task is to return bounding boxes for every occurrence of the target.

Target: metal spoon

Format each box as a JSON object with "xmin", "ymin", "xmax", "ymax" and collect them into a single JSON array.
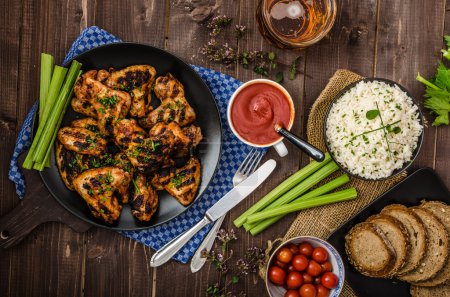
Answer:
[{"xmin": 274, "ymin": 124, "xmax": 325, "ymax": 162}]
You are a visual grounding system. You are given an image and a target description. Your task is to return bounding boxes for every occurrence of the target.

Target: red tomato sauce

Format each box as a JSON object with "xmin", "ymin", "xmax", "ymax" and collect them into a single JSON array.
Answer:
[{"xmin": 230, "ymin": 82, "xmax": 292, "ymax": 145}]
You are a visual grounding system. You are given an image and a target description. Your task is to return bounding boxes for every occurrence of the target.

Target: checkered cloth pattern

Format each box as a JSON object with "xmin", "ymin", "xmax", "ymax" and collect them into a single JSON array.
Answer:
[{"xmin": 8, "ymin": 26, "xmax": 266, "ymax": 263}]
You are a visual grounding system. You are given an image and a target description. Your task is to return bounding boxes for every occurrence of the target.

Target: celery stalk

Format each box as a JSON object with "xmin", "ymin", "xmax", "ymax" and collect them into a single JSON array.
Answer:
[
  {"xmin": 38, "ymin": 53, "xmax": 54, "ymax": 122},
  {"xmin": 32, "ymin": 62, "xmax": 82, "ymax": 165},
  {"xmin": 34, "ymin": 71, "xmax": 80, "ymax": 171},
  {"xmin": 242, "ymin": 162, "xmax": 340, "ymax": 231},
  {"xmin": 23, "ymin": 65, "xmax": 68, "ymax": 169},
  {"xmin": 233, "ymin": 153, "xmax": 332, "ymax": 227},
  {"xmin": 249, "ymin": 188, "xmax": 358, "ymax": 235},
  {"xmin": 244, "ymin": 174, "xmax": 349, "ymax": 230}
]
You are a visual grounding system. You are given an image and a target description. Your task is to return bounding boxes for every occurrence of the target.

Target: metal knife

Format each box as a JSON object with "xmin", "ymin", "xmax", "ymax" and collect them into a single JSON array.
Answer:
[{"xmin": 150, "ymin": 159, "xmax": 277, "ymax": 267}]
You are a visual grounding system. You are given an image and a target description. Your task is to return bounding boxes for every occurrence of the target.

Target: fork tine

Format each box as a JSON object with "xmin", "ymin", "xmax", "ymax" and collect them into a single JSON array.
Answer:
[
  {"xmin": 236, "ymin": 148, "xmax": 255, "ymax": 174},
  {"xmin": 243, "ymin": 151, "xmax": 261, "ymax": 176},
  {"xmin": 239, "ymin": 150, "xmax": 258, "ymax": 175},
  {"xmin": 248, "ymin": 151, "xmax": 264, "ymax": 175}
]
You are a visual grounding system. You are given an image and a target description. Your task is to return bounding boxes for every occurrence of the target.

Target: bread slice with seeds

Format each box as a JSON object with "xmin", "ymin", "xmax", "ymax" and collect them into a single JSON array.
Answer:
[
  {"xmin": 410, "ymin": 283, "xmax": 450, "ymax": 297},
  {"xmin": 411, "ymin": 201, "xmax": 450, "ymax": 287},
  {"xmin": 366, "ymin": 214, "xmax": 410, "ymax": 277},
  {"xmin": 345, "ymin": 222, "xmax": 396, "ymax": 277},
  {"xmin": 381, "ymin": 204, "xmax": 427, "ymax": 275},
  {"xmin": 399, "ymin": 207, "xmax": 449, "ymax": 283}
]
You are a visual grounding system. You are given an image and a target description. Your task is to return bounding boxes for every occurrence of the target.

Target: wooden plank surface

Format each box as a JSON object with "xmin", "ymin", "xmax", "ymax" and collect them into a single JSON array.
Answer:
[{"xmin": 0, "ymin": 0, "xmax": 449, "ymax": 297}]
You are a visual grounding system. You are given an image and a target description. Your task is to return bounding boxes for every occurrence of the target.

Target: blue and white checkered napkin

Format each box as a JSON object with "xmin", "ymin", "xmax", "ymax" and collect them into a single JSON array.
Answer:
[{"xmin": 8, "ymin": 26, "xmax": 265, "ymax": 263}]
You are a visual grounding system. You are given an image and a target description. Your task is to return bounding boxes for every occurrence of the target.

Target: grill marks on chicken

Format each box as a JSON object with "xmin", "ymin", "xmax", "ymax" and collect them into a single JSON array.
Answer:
[
  {"xmin": 106, "ymin": 65, "xmax": 157, "ymax": 118},
  {"xmin": 113, "ymin": 118, "xmax": 146, "ymax": 148},
  {"xmin": 57, "ymin": 126, "xmax": 107, "ymax": 156},
  {"xmin": 130, "ymin": 174, "xmax": 159, "ymax": 221},
  {"xmin": 85, "ymin": 77, "xmax": 132, "ymax": 136},
  {"xmin": 140, "ymin": 73, "xmax": 196, "ymax": 128},
  {"xmin": 164, "ymin": 157, "xmax": 201, "ymax": 206},
  {"xmin": 73, "ymin": 167, "xmax": 131, "ymax": 224},
  {"xmin": 57, "ymin": 66, "xmax": 203, "ymax": 224}
]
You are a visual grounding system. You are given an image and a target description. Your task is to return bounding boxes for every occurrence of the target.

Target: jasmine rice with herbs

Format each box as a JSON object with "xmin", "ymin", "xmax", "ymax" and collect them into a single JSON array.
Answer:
[{"xmin": 326, "ymin": 80, "xmax": 423, "ymax": 179}]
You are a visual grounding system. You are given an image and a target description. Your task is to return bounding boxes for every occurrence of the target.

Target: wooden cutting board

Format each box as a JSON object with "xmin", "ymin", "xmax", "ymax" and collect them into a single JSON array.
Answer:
[{"xmin": 0, "ymin": 167, "xmax": 91, "ymax": 248}]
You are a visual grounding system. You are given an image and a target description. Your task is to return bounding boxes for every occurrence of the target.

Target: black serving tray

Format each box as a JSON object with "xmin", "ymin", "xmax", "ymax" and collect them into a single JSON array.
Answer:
[{"xmin": 327, "ymin": 168, "xmax": 450, "ymax": 297}]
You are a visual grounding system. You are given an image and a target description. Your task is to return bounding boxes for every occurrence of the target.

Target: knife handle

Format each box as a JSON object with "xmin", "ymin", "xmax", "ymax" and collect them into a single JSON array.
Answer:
[
  {"xmin": 150, "ymin": 217, "xmax": 211, "ymax": 267},
  {"xmin": 190, "ymin": 215, "xmax": 225, "ymax": 272}
]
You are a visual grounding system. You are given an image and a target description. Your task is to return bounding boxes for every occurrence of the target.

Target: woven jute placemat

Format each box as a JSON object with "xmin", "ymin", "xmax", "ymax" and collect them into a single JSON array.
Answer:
[{"xmin": 259, "ymin": 69, "xmax": 406, "ymax": 297}]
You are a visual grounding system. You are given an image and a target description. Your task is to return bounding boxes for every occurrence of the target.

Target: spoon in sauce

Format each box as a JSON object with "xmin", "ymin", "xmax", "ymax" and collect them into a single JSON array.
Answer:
[{"xmin": 274, "ymin": 123, "xmax": 325, "ymax": 162}]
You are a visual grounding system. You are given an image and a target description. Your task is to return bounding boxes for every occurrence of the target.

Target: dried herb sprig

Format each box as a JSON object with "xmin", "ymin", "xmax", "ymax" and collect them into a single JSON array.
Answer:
[{"xmin": 202, "ymin": 229, "xmax": 265, "ymax": 297}]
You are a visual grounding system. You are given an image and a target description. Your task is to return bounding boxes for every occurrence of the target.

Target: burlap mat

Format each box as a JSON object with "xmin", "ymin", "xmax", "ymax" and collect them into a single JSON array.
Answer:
[{"xmin": 259, "ymin": 70, "xmax": 407, "ymax": 296}]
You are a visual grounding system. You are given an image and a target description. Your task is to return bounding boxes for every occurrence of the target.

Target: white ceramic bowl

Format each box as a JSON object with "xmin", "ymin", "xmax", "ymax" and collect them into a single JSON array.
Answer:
[{"xmin": 265, "ymin": 236, "xmax": 345, "ymax": 297}]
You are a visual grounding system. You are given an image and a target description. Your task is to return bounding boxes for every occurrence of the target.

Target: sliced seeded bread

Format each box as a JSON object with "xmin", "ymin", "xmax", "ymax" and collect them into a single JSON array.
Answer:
[
  {"xmin": 366, "ymin": 214, "xmax": 410, "ymax": 277},
  {"xmin": 410, "ymin": 283, "xmax": 450, "ymax": 297},
  {"xmin": 412, "ymin": 201, "xmax": 450, "ymax": 287},
  {"xmin": 381, "ymin": 204, "xmax": 427, "ymax": 275},
  {"xmin": 399, "ymin": 207, "xmax": 449, "ymax": 283},
  {"xmin": 345, "ymin": 222, "xmax": 396, "ymax": 277}
]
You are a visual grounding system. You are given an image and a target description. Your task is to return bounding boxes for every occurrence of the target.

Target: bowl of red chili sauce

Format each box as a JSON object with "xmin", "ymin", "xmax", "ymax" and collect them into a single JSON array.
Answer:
[{"xmin": 227, "ymin": 79, "xmax": 295, "ymax": 153}]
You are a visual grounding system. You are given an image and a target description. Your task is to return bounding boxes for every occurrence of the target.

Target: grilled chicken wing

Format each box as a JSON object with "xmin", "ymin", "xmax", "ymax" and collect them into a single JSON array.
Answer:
[
  {"xmin": 113, "ymin": 118, "xmax": 146, "ymax": 148},
  {"xmin": 85, "ymin": 77, "xmax": 132, "ymax": 136},
  {"xmin": 97, "ymin": 69, "xmax": 111, "ymax": 83},
  {"xmin": 139, "ymin": 73, "xmax": 196, "ymax": 128},
  {"xmin": 71, "ymin": 97, "xmax": 98, "ymax": 118},
  {"xmin": 182, "ymin": 125, "xmax": 203, "ymax": 148},
  {"xmin": 106, "ymin": 65, "xmax": 157, "ymax": 118},
  {"xmin": 73, "ymin": 167, "xmax": 131, "ymax": 224},
  {"xmin": 130, "ymin": 174, "xmax": 159, "ymax": 221},
  {"xmin": 72, "ymin": 70, "xmax": 109, "ymax": 118},
  {"xmin": 140, "ymin": 96, "xmax": 196, "ymax": 128},
  {"xmin": 151, "ymin": 167, "xmax": 176, "ymax": 190},
  {"xmin": 70, "ymin": 117, "xmax": 106, "ymax": 137},
  {"xmin": 149, "ymin": 122, "xmax": 192, "ymax": 156},
  {"xmin": 57, "ymin": 127, "xmax": 107, "ymax": 156},
  {"xmin": 153, "ymin": 73, "xmax": 184, "ymax": 100},
  {"xmin": 164, "ymin": 157, "xmax": 201, "ymax": 206},
  {"xmin": 114, "ymin": 152, "xmax": 134, "ymax": 175},
  {"xmin": 125, "ymin": 137, "xmax": 169, "ymax": 174},
  {"xmin": 56, "ymin": 141, "xmax": 90, "ymax": 190}
]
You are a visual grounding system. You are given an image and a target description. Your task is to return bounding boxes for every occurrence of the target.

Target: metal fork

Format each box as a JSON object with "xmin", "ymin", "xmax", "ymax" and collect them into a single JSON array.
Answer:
[{"xmin": 190, "ymin": 149, "xmax": 264, "ymax": 272}]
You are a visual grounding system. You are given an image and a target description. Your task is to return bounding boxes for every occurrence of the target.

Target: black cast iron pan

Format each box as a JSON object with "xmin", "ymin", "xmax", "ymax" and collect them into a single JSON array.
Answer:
[{"xmin": 38, "ymin": 43, "xmax": 223, "ymax": 231}]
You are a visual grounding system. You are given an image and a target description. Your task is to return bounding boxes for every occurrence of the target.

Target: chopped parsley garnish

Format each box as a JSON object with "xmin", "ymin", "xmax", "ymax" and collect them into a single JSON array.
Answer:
[
  {"xmin": 132, "ymin": 179, "xmax": 141, "ymax": 194},
  {"xmin": 98, "ymin": 95, "xmax": 118, "ymax": 107},
  {"xmin": 171, "ymin": 172, "xmax": 186, "ymax": 188}
]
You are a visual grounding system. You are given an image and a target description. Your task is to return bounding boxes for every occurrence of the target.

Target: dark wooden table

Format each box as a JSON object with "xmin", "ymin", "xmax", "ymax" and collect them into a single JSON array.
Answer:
[{"xmin": 1, "ymin": 0, "xmax": 449, "ymax": 296}]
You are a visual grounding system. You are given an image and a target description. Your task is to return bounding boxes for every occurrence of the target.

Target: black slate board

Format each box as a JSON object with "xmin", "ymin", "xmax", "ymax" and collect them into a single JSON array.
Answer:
[{"xmin": 327, "ymin": 168, "xmax": 450, "ymax": 297}]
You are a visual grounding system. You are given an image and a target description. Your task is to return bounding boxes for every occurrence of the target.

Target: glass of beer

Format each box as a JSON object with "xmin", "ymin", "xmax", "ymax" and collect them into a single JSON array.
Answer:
[{"xmin": 256, "ymin": 0, "xmax": 337, "ymax": 49}]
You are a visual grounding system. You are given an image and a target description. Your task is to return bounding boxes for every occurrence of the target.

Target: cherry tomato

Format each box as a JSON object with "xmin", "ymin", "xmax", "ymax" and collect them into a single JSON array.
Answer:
[
  {"xmin": 275, "ymin": 260, "xmax": 288, "ymax": 269},
  {"xmin": 292, "ymin": 255, "xmax": 309, "ymax": 272},
  {"xmin": 277, "ymin": 247, "xmax": 293, "ymax": 263},
  {"xmin": 268, "ymin": 266, "xmax": 286, "ymax": 285},
  {"xmin": 299, "ymin": 242, "xmax": 313, "ymax": 257},
  {"xmin": 316, "ymin": 284, "xmax": 330, "ymax": 297},
  {"xmin": 286, "ymin": 271, "xmax": 304, "ymax": 289},
  {"xmin": 321, "ymin": 272, "xmax": 338, "ymax": 289},
  {"xmin": 307, "ymin": 260, "xmax": 322, "ymax": 277},
  {"xmin": 285, "ymin": 290, "xmax": 300, "ymax": 297},
  {"xmin": 314, "ymin": 277, "xmax": 321, "ymax": 285},
  {"xmin": 312, "ymin": 247, "xmax": 328, "ymax": 264},
  {"xmin": 298, "ymin": 284, "xmax": 317, "ymax": 297},
  {"xmin": 302, "ymin": 273, "xmax": 313, "ymax": 284},
  {"xmin": 287, "ymin": 265, "xmax": 296, "ymax": 273},
  {"xmin": 287, "ymin": 243, "xmax": 300, "ymax": 255},
  {"xmin": 321, "ymin": 261, "xmax": 332, "ymax": 272}
]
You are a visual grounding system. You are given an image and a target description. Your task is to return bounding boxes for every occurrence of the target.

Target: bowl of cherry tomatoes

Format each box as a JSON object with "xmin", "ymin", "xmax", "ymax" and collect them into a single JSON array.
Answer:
[{"xmin": 265, "ymin": 236, "xmax": 344, "ymax": 297}]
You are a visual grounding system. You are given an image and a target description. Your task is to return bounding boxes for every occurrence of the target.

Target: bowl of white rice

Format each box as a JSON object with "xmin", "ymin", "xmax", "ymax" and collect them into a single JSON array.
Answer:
[{"xmin": 324, "ymin": 78, "xmax": 424, "ymax": 180}]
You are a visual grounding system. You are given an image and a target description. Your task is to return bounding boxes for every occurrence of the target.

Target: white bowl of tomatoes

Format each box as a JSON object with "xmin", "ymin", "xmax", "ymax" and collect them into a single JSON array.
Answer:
[{"xmin": 265, "ymin": 236, "xmax": 344, "ymax": 297}]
